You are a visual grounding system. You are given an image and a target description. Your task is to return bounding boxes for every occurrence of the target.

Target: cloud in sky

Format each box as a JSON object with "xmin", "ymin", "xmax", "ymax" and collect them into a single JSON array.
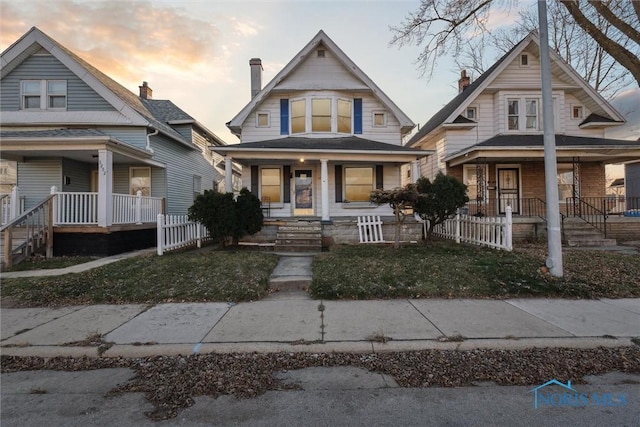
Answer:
[{"xmin": 0, "ymin": 1, "xmax": 259, "ymax": 85}]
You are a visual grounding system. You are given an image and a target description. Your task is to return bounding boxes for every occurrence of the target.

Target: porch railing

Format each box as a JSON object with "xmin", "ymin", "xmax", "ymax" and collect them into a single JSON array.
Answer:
[
  {"xmin": 569, "ymin": 196, "xmax": 640, "ymax": 216},
  {"xmin": 463, "ymin": 197, "xmax": 548, "ymax": 219},
  {"xmin": 564, "ymin": 197, "xmax": 607, "ymax": 235},
  {"xmin": 52, "ymin": 189, "xmax": 163, "ymax": 226},
  {"xmin": 1, "ymin": 188, "xmax": 26, "ymax": 226}
]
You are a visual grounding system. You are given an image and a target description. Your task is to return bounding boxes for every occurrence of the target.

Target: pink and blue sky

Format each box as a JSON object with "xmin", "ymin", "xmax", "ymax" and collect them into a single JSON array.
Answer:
[{"xmin": 1, "ymin": 0, "xmax": 531, "ymax": 143}]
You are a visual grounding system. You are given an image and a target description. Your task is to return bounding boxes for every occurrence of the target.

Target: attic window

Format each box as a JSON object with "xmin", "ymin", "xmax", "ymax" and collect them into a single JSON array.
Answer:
[
  {"xmin": 317, "ymin": 49, "xmax": 325, "ymax": 58},
  {"xmin": 520, "ymin": 54, "xmax": 529, "ymax": 66},
  {"xmin": 466, "ymin": 107, "xmax": 477, "ymax": 120},
  {"xmin": 572, "ymin": 106, "xmax": 584, "ymax": 119}
]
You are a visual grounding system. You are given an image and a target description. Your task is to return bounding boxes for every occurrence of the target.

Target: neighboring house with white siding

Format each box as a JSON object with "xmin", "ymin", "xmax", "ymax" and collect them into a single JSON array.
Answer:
[
  {"xmin": 219, "ymin": 30, "xmax": 430, "ymax": 239},
  {"xmin": 406, "ymin": 31, "xmax": 640, "ymax": 242},
  {"xmin": 0, "ymin": 27, "xmax": 230, "ymax": 255}
]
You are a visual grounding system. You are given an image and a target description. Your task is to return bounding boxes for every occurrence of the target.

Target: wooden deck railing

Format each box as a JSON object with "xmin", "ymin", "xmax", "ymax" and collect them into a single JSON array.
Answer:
[{"xmin": 1, "ymin": 195, "xmax": 54, "ymax": 269}]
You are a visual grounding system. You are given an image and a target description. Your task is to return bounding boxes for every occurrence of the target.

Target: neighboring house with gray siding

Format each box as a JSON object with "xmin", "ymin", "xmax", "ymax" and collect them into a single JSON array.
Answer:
[{"xmin": 0, "ymin": 27, "xmax": 230, "ymax": 255}]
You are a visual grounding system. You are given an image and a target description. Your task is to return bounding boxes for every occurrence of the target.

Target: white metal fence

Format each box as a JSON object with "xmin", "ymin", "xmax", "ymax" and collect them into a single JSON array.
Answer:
[
  {"xmin": 430, "ymin": 206, "xmax": 513, "ymax": 251},
  {"xmin": 157, "ymin": 214, "xmax": 209, "ymax": 255}
]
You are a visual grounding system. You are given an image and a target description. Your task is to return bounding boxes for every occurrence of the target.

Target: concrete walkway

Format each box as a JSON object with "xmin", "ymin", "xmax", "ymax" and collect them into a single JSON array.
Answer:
[
  {"xmin": 1, "ymin": 297, "xmax": 638, "ymax": 357},
  {"xmin": 1, "ymin": 250, "xmax": 639, "ymax": 357}
]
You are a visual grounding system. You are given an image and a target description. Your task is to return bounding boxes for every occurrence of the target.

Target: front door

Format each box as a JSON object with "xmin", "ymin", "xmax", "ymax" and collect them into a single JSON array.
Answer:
[
  {"xmin": 497, "ymin": 168, "xmax": 520, "ymax": 214},
  {"xmin": 293, "ymin": 169, "xmax": 314, "ymax": 216}
]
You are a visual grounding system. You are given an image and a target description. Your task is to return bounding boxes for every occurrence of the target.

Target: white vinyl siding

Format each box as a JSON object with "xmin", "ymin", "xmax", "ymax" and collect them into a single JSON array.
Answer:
[{"xmin": 1, "ymin": 54, "xmax": 114, "ymax": 111}]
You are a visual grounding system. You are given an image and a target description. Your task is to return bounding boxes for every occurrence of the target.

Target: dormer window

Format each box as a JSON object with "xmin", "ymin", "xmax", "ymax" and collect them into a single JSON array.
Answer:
[{"xmin": 21, "ymin": 80, "xmax": 67, "ymax": 110}]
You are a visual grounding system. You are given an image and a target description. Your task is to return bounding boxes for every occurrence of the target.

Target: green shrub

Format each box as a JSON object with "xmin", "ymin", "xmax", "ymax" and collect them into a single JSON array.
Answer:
[
  {"xmin": 189, "ymin": 190, "xmax": 238, "ymax": 246},
  {"xmin": 236, "ymin": 188, "xmax": 264, "ymax": 236}
]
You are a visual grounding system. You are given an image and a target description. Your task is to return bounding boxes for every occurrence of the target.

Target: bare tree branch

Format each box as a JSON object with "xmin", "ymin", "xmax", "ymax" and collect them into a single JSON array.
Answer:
[
  {"xmin": 560, "ymin": 0, "xmax": 640, "ymax": 86},
  {"xmin": 588, "ymin": 0, "xmax": 640, "ymax": 44}
]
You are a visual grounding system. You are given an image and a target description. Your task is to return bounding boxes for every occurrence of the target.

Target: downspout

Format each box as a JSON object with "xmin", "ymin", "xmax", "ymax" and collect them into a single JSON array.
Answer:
[{"xmin": 146, "ymin": 127, "xmax": 158, "ymax": 153}]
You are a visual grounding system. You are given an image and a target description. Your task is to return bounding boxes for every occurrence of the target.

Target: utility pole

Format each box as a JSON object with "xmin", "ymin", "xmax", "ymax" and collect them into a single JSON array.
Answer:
[{"xmin": 538, "ymin": 0, "xmax": 563, "ymax": 277}]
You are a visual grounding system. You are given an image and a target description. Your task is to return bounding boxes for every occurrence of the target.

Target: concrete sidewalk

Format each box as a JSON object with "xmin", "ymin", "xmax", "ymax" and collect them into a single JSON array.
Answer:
[{"xmin": 2, "ymin": 297, "xmax": 638, "ymax": 357}]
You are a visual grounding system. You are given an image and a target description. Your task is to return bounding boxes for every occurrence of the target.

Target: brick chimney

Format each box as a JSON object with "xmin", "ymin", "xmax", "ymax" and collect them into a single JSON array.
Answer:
[
  {"xmin": 250, "ymin": 58, "xmax": 263, "ymax": 99},
  {"xmin": 139, "ymin": 81, "xmax": 153, "ymax": 100},
  {"xmin": 458, "ymin": 70, "xmax": 471, "ymax": 93}
]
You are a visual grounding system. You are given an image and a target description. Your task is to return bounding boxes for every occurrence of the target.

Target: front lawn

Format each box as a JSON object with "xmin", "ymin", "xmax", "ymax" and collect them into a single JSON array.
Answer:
[
  {"xmin": 311, "ymin": 241, "xmax": 640, "ymax": 299},
  {"xmin": 2, "ymin": 256, "xmax": 98, "ymax": 272},
  {"xmin": 1, "ymin": 250, "xmax": 278, "ymax": 307}
]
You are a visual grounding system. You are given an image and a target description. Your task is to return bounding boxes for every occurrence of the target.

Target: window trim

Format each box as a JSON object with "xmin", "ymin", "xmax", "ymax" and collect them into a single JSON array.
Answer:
[
  {"xmin": 465, "ymin": 106, "xmax": 477, "ymax": 120},
  {"xmin": 311, "ymin": 98, "xmax": 332, "ymax": 132},
  {"xmin": 520, "ymin": 53, "xmax": 529, "ymax": 67},
  {"xmin": 571, "ymin": 105, "xmax": 584, "ymax": 120},
  {"xmin": 337, "ymin": 98, "xmax": 352, "ymax": 133},
  {"xmin": 129, "ymin": 166, "xmax": 151, "ymax": 196},
  {"xmin": 343, "ymin": 165, "xmax": 375, "ymax": 203},
  {"xmin": 260, "ymin": 166, "xmax": 283, "ymax": 205},
  {"xmin": 20, "ymin": 79, "xmax": 67, "ymax": 110},
  {"xmin": 256, "ymin": 111, "xmax": 270, "ymax": 128},
  {"xmin": 290, "ymin": 98, "xmax": 306, "ymax": 134},
  {"xmin": 372, "ymin": 111, "xmax": 387, "ymax": 127},
  {"xmin": 506, "ymin": 96, "xmax": 541, "ymax": 132}
]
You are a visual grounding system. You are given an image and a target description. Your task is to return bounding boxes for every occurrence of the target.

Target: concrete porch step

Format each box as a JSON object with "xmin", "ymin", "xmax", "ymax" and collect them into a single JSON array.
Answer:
[
  {"xmin": 274, "ymin": 245, "xmax": 322, "ymax": 253},
  {"xmin": 566, "ymin": 238, "xmax": 618, "ymax": 247}
]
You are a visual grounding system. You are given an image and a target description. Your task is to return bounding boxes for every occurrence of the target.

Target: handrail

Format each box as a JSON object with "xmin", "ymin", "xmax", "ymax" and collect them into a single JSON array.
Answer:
[
  {"xmin": 0, "ymin": 195, "xmax": 55, "ymax": 231},
  {"xmin": 565, "ymin": 197, "xmax": 607, "ymax": 236},
  {"xmin": 1, "ymin": 195, "xmax": 54, "ymax": 269}
]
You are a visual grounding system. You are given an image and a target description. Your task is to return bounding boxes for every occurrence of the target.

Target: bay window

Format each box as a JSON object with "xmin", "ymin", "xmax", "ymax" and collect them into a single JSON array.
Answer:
[
  {"xmin": 312, "ymin": 99, "xmax": 331, "ymax": 132},
  {"xmin": 291, "ymin": 99, "xmax": 306, "ymax": 134},
  {"xmin": 337, "ymin": 99, "xmax": 352, "ymax": 133}
]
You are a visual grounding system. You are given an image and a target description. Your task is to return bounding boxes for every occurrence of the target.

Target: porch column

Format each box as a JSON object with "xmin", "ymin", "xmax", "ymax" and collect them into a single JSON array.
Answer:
[
  {"xmin": 225, "ymin": 156, "xmax": 233, "ymax": 193},
  {"xmin": 411, "ymin": 160, "xmax": 420, "ymax": 184},
  {"xmin": 97, "ymin": 149, "xmax": 113, "ymax": 227},
  {"xmin": 320, "ymin": 158, "xmax": 330, "ymax": 222}
]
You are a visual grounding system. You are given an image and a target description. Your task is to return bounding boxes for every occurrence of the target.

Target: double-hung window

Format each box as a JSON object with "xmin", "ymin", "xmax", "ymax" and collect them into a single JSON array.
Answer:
[
  {"xmin": 130, "ymin": 167, "xmax": 151, "ymax": 196},
  {"xmin": 21, "ymin": 80, "xmax": 67, "ymax": 110},
  {"xmin": 507, "ymin": 97, "xmax": 539, "ymax": 131},
  {"xmin": 261, "ymin": 168, "xmax": 282, "ymax": 203},
  {"xmin": 337, "ymin": 99, "xmax": 352, "ymax": 133},
  {"xmin": 291, "ymin": 99, "xmax": 306, "ymax": 134},
  {"xmin": 312, "ymin": 99, "xmax": 331, "ymax": 132},
  {"xmin": 344, "ymin": 167, "xmax": 373, "ymax": 202}
]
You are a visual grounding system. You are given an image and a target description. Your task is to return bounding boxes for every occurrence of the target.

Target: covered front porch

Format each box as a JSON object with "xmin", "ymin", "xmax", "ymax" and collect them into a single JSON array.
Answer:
[{"xmin": 212, "ymin": 136, "xmax": 432, "ymax": 222}]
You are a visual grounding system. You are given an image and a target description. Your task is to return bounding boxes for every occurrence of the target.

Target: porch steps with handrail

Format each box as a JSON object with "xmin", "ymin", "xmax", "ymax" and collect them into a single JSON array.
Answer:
[
  {"xmin": 562, "ymin": 217, "xmax": 617, "ymax": 247},
  {"xmin": 274, "ymin": 222, "xmax": 322, "ymax": 253}
]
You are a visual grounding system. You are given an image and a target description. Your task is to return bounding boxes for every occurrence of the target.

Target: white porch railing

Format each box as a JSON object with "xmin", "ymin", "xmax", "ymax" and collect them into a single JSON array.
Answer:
[
  {"xmin": 1, "ymin": 186, "xmax": 25, "ymax": 226},
  {"xmin": 430, "ymin": 206, "xmax": 513, "ymax": 251},
  {"xmin": 157, "ymin": 214, "xmax": 209, "ymax": 255},
  {"xmin": 52, "ymin": 188, "xmax": 163, "ymax": 226}
]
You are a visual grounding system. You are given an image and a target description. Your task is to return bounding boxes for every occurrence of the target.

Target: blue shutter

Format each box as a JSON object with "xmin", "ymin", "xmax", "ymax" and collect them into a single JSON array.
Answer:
[
  {"xmin": 280, "ymin": 99, "xmax": 289, "ymax": 135},
  {"xmin": 354, "ymin": 98, "xmax": 362, "ymax": 134}
]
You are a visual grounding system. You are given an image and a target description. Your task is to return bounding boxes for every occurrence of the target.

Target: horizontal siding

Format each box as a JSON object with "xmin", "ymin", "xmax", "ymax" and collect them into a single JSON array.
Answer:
[
  {"xmin": 61, "ymin": 159, "xmax": 91, "ymax": 192},
  {"xmin": 16, "ymin": 158, "xmax": 61, "ymax": 209},
  {"xmin": 149, "ymin": 133, "xmax": 218, "ymax": 215},
  {"xmin": 1, "ymin": 54, "xmax": 114, "ymax": 111},
  {"xmin": 96, "ymin": 126, "xmax": 148, "ymax": 149},
  {"xmin": 241, "ymin": 91, "xmax": 401, "ymax": 145},
  {"xmin": 274, "ymin": 48, "xmax": 368, "ymax": 91},
  {"xmin": 488, "ymin": 49, "xmax": 575, "ymax": 90}
]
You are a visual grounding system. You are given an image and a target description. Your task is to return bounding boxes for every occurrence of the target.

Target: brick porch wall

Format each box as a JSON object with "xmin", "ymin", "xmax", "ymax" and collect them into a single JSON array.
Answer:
[{"xmin": 448, "ymin": 161, "xmax": 606, "ymax": 205}]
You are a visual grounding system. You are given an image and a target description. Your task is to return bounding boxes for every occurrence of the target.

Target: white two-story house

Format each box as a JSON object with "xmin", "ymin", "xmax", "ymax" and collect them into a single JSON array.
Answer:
[
  {"xmin": 406, "ymin": 31, "xmax": 640, "ymax": 242},
  {"xmin": 217, "ymin": 30, "xmax": 430, "ymax": 246}
]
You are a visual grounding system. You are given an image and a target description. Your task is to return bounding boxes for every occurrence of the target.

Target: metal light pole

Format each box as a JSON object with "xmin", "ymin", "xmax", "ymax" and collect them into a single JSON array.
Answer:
[{"xmin": 538, "ymin": 0, "xmax": 563, "ymax": 277}]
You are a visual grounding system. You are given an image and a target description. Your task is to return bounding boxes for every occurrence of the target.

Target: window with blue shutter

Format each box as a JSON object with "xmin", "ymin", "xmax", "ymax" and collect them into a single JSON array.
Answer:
[
  {"xmin": 354, "ymin": 98, "xmax": 362, "ymax": 134},
  {"xmin": 280, "ymin": 99, "xmax": 289, "ymax": 135}
]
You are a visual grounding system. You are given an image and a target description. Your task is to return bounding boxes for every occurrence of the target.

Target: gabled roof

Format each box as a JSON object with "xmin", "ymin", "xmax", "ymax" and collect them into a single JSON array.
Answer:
[
  {"xmin": 407, "ymin": 31, "xmax": 626, "ymax": 147},
  {"xmin": 227, "ymin": 30, "xmax": 415, "ymax": 136},
  {"xmin": 1, "ymin": 27, "xmax": 225, "ymax": 149}
]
